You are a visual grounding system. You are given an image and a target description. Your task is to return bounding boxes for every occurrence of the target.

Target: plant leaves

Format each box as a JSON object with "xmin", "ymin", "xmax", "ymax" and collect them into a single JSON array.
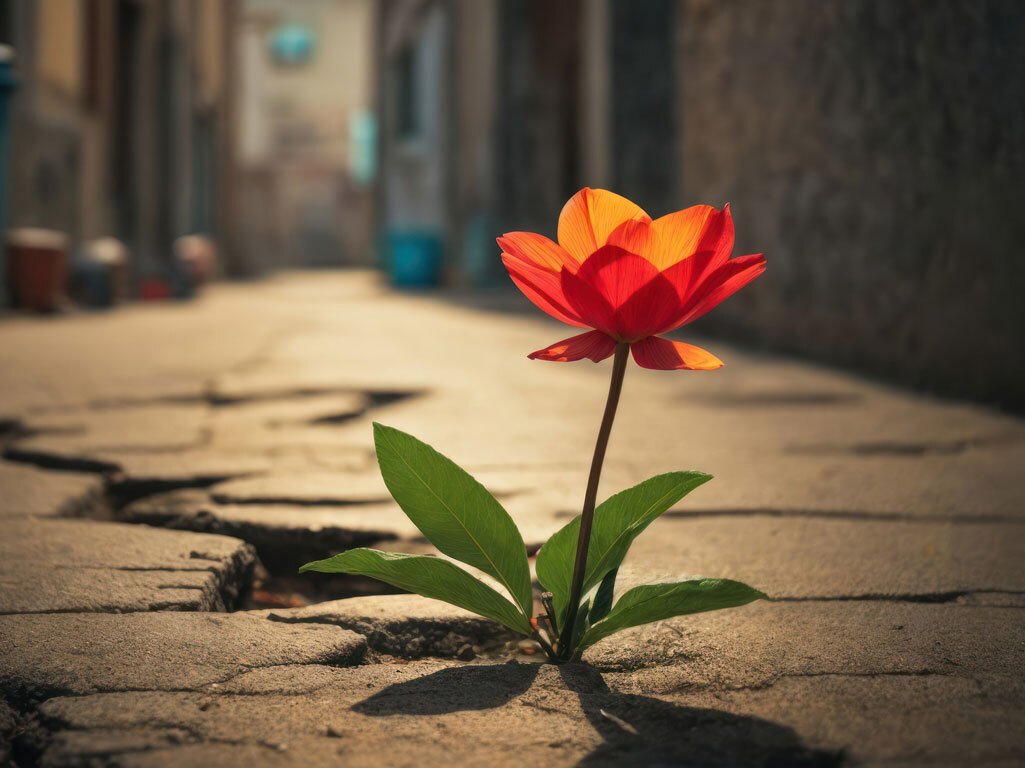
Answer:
[
  {"xmin": 373, "ymin": 423, "xmax": 533, "ymax": 616},
  {"xmin": 300, "ymin": 548, "xmax": 533, "ymax": 635},
  {"xmin": 579, "ymin": 578, "xmax": 766, "ymax": 650},
  {"xmin": 588, "ymin": 567, "xmax": 618, "ymax": 624},
  {"xmin": 536, "ymin": 472, "xmax": 711, "ymax": 621}
]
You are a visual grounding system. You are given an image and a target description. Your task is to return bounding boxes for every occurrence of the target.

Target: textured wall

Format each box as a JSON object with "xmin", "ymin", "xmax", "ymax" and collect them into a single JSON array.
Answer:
[{"xmin": 678, "ymin": 0, "xmax": 1025, "ymax": 409}]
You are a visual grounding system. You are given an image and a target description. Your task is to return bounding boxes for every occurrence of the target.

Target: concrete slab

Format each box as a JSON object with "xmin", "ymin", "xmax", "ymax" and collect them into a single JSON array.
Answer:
[
  {"xmin": 584, "ymin": 601, "xmax": 1023, "ymax": 684},
  {"xmin": 614, "ymin": 515, "xmax": 1025, "ymax": 601},
  {"xmin": 17, "ymin": 404, "xmax": 211, "ymax": 455},
  {"xmin": 31, "ymin": 640, "xmax": 1025, "ymax": 767},
  {"xmin": 0, "ymin": 518, "xmax": 256, "ymax": 613},
  {"xmin": 0, "ymin": 461, "xmax": 105, "ymax": 519},
  {"xmin": 0, "ymin": 612, "xmax": 366, "ymax": 706},
  {"xmin": 659, "ymin": 673, "xmax": 1025, "ymax": 767},
  {"xmin": 28, "ymin": 662, "xmax": 833, "ymax": 767}
]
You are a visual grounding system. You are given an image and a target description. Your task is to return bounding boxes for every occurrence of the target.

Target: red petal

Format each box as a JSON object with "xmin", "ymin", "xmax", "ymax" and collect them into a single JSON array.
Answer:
[
  {"xmin": 497, "ymin": 232, "xmax": 578, "ymax": 273},
  {"xmin": 528, "ymin": 330, "xmax": 618, "ymax": 363},
  {"xmin": 658, "ymin": 249, "xmax": 717, "ymax": 305},
  {"xmin": 558, "ymin": 188, "xmax": 650, "ymax": 263},
  {"xmin": 502, "ymin": 255, "xmax": 588, "ymax": 328},
  {"xmin": 631, "ymin": 336, "xmax": 723, "ymax": 370},
  {"xmin": 613, "ymin": 272, "xmax": 685, "ymax": 342},
  {"xmin": 649, "ymin": 203, "xmax": 734, "ymax": 270},
  {"xmin": 561, "ymin": 245, "xmax": 664, "ymax": 339},
  {"xmin": 674, "ymin": 253, "xmax": 766, "ymax": 327}
]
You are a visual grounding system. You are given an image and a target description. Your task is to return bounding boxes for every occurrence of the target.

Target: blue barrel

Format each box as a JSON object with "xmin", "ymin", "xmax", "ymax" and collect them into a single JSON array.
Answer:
[{"xmin": 387, "ymin": 231, "xmax": 442, "ymax": 287}]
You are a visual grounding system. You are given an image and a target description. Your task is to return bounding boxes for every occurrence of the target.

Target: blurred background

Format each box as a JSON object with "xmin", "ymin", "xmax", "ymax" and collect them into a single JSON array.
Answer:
[{"xmin": 0, "ymin": 0, "xmax": 1022, "ymax": 408}]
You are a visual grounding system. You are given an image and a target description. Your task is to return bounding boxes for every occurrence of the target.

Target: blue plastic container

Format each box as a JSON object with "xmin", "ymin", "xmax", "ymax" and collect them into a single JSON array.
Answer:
[{"xmin": 387, "ymin": 232, "xmax": 442, "ymax": 287}]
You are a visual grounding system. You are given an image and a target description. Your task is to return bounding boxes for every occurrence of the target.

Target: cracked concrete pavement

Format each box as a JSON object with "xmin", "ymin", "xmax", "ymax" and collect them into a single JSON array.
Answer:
[{"xmin": 0, "ymin": 271, "xmax": 1023, "ymax": 766}]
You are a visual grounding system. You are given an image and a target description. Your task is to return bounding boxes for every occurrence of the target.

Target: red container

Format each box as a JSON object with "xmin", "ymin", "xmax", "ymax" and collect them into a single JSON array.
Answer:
[{"xmin": 6, "ymin": 228, "xmax": 68, "ymax": 311}]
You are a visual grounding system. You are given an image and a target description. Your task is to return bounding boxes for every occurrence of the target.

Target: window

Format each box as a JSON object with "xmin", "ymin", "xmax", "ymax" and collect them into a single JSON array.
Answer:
[{"xmin": 395, "ymin": 43, "xmax": 419, "ymax": 139}]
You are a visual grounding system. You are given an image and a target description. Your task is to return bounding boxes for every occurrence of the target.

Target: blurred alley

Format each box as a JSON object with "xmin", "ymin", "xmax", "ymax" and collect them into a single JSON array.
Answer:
[{"xmin": 0, "ymin": 1, "xmax": 1023, "ymax": 407}]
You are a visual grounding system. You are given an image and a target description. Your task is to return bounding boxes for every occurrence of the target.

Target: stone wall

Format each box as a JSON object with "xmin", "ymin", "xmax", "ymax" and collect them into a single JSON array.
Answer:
[{"xmin": 677, "ymin": 0, "xmax": 1025, "ymax": 409}]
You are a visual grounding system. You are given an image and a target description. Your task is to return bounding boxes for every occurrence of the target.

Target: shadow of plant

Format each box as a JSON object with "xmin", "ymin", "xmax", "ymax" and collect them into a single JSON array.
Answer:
[
  {"xmin": 354, "ymin": 662, "xmax": 541, "ymax": 716},
  {"xmin": 354, "ymin": 662, "xmax": 843, "ymax": 767}
]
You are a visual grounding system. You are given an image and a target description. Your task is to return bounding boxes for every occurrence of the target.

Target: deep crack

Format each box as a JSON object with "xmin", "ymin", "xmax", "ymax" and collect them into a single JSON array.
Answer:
[{"xmin": 3, "ymin": 447, "xmax": 121, "ymax": 474}]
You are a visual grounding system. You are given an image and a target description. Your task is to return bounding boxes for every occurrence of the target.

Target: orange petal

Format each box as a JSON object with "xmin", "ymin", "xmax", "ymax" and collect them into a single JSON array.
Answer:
[
  {"xmin": 631, "ymin": 336, "xmax": 723, "ymax": 370},
  {"xmin": 606, "ymin": 218, "xmax": 659, "ymax": 262},
  {"xmin": 502, "ymin": 254, "xmax": 588, "ymax": 328},
  {"xmin": 649, "ymin": 203, "xmax": 734, "ymax": 270},
  {"xmin": 558, "ymin": 188, "xmax": 650, "ymax": 263},
  {"xmin": 528, "ymin": 330, "xmax": 617, "ymax": 363},
  {"xmin": 497, "ymin": 232, "xmax": 578, "ymax": 273}
]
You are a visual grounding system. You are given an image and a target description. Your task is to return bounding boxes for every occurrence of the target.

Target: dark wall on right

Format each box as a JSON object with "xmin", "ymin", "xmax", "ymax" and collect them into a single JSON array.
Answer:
[{"xmin": 678, "ymin": 0, "xmax": 1025, "ymax": 409}]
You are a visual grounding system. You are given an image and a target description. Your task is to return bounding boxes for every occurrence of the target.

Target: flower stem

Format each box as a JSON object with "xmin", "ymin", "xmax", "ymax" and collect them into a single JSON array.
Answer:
[{"xmin": 555, "ymin": 341, "xmax": 630, "ymax": 659}]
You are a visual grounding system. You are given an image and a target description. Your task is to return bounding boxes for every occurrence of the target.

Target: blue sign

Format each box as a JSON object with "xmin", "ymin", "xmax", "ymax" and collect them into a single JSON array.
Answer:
[{"xmin": 269, "ymin": 23, "xmax": 315, "ymax": 66}]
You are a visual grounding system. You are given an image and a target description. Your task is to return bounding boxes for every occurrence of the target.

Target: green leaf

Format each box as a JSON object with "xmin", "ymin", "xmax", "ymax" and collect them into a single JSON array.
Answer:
[
  {"xmin": 588, "ymin": 567, "xmax": 618, "ymax": 624},
  {"xmin": 300, "ymin": 548, "xmax": 532, "ymax": 635},
  {"xmin": 579, "ymin": 578, "xmax": 766, "ymax": 650},
  {"xmin": 536, "ymin": 472, "xmax": 712, "ymax": 621},
  {"xmin": 373, "ymin": 423, "xmax": 533, "ymax": 616}
]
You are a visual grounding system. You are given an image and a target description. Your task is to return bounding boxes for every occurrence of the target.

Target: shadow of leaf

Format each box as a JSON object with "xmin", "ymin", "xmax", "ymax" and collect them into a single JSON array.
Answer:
[
  {"xmin": 353, "ymin": 661, "xmax": 541, "ymax": 716},
  {"xmin": 557, "ymin": 665, "xmax": 842, "ymax": 767},
  {"xmin": 354, "ymin": 662, "xmax": 844, "ymax": 766}
]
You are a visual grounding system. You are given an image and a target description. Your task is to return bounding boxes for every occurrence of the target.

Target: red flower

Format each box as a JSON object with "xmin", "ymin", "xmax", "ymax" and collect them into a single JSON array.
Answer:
[{"xmin": 498, "ymin": 188, "xmax": 765, "ymax": 370}]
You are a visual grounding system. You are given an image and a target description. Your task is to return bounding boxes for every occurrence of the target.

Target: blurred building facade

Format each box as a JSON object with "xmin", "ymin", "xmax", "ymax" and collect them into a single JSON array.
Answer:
[
  {"xmin": 0, "ymin": 0, "xmax": 242, "ymax": 290},
  {"xmin": 235, "ymin": 0, "xmax": 377, "ymax": 272},
  {"xmin": 376, "ymin": 0, "xmax": 676, "ymax": 286},
  {"xmin": 377, "ymin": 0, "xmax": 1025, "ymax": 408}
]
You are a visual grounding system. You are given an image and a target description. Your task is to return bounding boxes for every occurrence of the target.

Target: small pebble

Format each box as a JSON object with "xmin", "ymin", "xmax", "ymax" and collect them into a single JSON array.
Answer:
[{"xmin": 517, "ymin": 639, "xmax": 540, "ymax": 655}]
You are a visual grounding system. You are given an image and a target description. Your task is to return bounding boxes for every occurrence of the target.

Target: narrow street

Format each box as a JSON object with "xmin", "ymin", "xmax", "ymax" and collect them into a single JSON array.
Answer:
[{"xmin": 1, "ymin": 271, "xmax": 1024, "ymax": 766}]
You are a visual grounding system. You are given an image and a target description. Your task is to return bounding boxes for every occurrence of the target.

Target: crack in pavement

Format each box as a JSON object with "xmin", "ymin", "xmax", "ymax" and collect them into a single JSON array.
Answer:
[
  {"xmin": 49, "ymin": 565, "xmax": 226, "ymax": 573},
  {"xmin": 0, "ymin": 448, "xmax": 252, "ymax": 510},
  {"xmin": 696, "ymin": 669, "xmax": 953, "ymax": 694},
  {"xmin": 33, "ymin": 383, "xmax": 426, "ymax": 412},
  {"xmin": 652, "ymin": 508, "xmax": 1025, "ymax": 525},
  {"xmin": 785, "ymin": 431, "xmax": 1025, "ymax": 457},
  {"xmin": 775, "ymin": 589, "xmax": 1025, "ymax": 605},
  {"xmin": 263, "ymin": 612, "xmax": 515, "ymax": 658},
  {"xmin": 207, "ymin": 493, "xmax": 391, "ymax": 507},
  {"xmin": 2, "ymin": 448, "xmax": 121, "ymax": 474}
]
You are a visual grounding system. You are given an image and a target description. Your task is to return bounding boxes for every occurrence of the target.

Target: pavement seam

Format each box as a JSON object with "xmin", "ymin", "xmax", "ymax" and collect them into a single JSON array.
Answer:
[
  {"xmin": 562, "ymin": 508, "xmax": 1025, "ymax": 525},
  {"xmin": 775, "ymin": 589, "xmax": 1025, "ymax": 605}
]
